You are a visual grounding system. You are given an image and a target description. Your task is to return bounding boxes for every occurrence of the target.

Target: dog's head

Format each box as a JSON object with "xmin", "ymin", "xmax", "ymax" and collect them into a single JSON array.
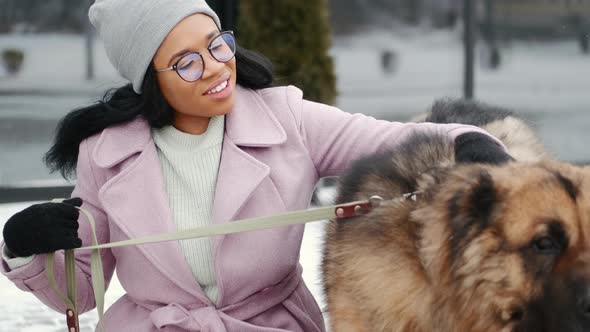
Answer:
[{"xmin": 416, "ymin": 161, "xmax": 590, "ymax": 332}]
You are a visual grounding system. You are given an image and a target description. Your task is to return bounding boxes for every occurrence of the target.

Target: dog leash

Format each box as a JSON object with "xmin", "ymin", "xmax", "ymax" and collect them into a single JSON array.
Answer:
[
  {"xmin": 46, "ymin": 204, "xmax": 106, "ymax": 332},
  {"xmin": 45, "ymin": 192, "xmax": 420, "ymax": 332}
]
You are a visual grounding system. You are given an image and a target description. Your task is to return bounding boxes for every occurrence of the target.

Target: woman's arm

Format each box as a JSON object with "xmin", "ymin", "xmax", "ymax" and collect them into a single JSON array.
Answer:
[
  {"xmin": 0, "ymin": 139, "xmax": 116, "ymax": 314},
  {"xmin": 286, "ymin": 87, "xmax": 506, "ymax": 177}
]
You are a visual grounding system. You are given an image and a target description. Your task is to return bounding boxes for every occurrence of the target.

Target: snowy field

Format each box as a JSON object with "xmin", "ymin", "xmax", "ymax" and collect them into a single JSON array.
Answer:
[
  {"xmin": 332, "ymin": 29, "xmax": 590, "ymax": 162},
  {"xmin": 0, "ymin": 27, "xmax": 589, "ymax": 330}
]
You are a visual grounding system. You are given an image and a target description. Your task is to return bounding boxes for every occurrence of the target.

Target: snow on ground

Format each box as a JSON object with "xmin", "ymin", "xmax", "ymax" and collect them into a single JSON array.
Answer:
[
  {"xmin": 0, "ymin": 34, "xmax": 125, "ymax": 94},
  {"xmin": 333, "ymin": 29, "xmax": 590, "ymax": 116},
  {"xmin": 331, "ymin": 30, "xmax": 590, "ymax": 163}
]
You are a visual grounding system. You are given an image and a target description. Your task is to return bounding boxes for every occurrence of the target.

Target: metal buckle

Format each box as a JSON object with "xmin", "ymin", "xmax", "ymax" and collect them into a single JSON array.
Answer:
[
  {"xmin": 335, "ymin": 196, "xmax": 383, "ymax": 219},
  {"xmin": 66, "ymin": 309, "xmax": 79, "ymax": 332}
]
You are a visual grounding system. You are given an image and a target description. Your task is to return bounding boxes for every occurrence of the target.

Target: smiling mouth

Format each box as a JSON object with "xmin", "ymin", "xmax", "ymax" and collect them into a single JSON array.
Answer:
[{"xmin": 205, "ymin": 79, "xmax": 229, "ymax": 95}]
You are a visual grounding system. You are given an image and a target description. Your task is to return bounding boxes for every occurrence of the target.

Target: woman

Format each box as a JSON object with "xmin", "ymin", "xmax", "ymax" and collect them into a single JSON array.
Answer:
[{"xmin": 0, "ymin": 0, "xmax": 511, "ymax": 331}]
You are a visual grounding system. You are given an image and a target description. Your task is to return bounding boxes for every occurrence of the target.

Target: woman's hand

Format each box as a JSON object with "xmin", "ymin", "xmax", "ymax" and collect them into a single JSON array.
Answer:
[
  {"xmin": 2, "ymin": 198, "xmax": 83, "ymax": 257},
  {"xmin": 454, "ymin": 132, "xmax": 514, "ymax": 165}
]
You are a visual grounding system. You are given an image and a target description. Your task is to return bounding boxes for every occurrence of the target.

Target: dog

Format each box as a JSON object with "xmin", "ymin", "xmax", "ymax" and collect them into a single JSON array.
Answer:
[{"xmin": 322, "ymin": 99, "xmax": 590, "ymax": 331}]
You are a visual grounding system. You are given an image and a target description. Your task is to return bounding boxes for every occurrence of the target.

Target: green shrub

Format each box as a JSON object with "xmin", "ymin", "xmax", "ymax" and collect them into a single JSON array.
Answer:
[{"xmin": 238, "ymin": 0, "xmax": 337, "ymax": 104}]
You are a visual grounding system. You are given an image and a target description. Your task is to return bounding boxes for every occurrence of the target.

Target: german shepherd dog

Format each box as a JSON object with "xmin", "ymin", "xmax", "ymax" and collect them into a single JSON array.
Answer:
[{"xmin": 322, "ymin": 99, "xmax": 590, "ymax": 331}]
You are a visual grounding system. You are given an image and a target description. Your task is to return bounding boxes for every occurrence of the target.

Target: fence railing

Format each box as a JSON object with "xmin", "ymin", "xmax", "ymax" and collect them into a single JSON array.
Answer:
[{"xmin": 0, "ymin": 185, "xmax": 74, "ymax": 204}]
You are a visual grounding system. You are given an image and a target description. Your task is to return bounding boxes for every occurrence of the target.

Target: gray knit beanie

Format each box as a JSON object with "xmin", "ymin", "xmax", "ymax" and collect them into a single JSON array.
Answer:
[{"xmin": 89, "ymin": 0, "xmax": 221, "ymax": 94}]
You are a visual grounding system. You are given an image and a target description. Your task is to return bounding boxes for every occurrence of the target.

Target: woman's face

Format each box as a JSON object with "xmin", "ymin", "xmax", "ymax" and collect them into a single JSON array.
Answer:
[{"xmin": 153, "ymin": 14, "xmax": 236, "ymax": 134}]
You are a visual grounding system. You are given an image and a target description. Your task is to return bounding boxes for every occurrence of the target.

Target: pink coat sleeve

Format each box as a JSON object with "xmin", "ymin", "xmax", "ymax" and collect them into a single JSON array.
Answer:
[
  {"xmin": 285, "ymin": 86, "xmax": 505, "ymax": 177},
  {"xmin": 0, "ymin": 138, "xmax": 116, "ymax": 314}
]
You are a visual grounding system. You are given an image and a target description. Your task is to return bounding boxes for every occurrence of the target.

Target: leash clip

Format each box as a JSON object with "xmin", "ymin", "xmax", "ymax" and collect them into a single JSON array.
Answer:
[
  {"xmin": 66, "ymin": 309, "xmax": 79, "ymax": 332},
  {"xmin": 335, "ymin": 196, "xmax": 383, "ymax": 219}
]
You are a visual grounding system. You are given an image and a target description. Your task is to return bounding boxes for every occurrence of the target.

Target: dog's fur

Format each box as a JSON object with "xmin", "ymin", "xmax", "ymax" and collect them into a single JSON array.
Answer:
[
  {"xmin": 322, "ymin": 99, "xmax": 590, "ymax": 332},
  {"xmin": 415, "ymin": 99, "xmax": 549, "ymax": 161}
]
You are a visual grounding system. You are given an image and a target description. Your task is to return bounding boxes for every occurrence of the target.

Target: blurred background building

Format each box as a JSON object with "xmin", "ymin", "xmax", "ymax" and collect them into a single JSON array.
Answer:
[{"xmin": 0, "ymin": 0, "xmax": 589, "ymax": 330}]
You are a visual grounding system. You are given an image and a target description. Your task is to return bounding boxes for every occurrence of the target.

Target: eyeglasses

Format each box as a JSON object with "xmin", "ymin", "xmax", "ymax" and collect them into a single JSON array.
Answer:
[{"xmin": 155, "ymin": 31, "xmax": 236, "ymax": 82}]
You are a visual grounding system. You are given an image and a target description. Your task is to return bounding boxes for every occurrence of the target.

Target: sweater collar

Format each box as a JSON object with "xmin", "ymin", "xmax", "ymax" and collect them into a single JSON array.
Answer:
[
  {"xmin": 93, "ymin": 86, "xmax": 287, "ymax": 168},
  {"xmin": 152, "ymin": 115, "xmax": 224, "ymax": 153}
]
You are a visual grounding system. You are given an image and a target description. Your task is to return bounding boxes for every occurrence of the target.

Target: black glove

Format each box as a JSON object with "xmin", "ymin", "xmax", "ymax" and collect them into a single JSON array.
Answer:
[
  {"xmin": 3, "ymin": 197, "xmax": 83, "ymax": 257},
  {"xmin": 455, "ymin": 132, "xmax": 514, "ymax": 165}
]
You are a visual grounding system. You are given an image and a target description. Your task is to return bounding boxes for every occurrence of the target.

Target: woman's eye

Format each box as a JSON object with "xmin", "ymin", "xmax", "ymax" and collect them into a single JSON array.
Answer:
[{"xmin": 177, "ymin": 60, "xmax": 194, "ymax": 70}]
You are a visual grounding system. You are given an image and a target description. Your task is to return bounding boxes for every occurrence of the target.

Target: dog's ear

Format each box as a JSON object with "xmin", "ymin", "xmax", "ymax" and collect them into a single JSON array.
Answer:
[
  {"xmin": 455, "ymin": 132, "xmax": 514, "ymax": 165},
  {"xmin": 447, "ymin": 170, "xmax": 498, "ymax": 256}
]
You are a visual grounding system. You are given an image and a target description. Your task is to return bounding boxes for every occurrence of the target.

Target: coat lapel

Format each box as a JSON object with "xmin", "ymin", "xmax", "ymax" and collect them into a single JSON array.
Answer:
[
  {"xmin": 211, "ymin": 86, "xmax": 286, "ymax": 224},
  {"xmin": 210, "ymin": 86, "xmax": 288, "ymax": 306},
  {"xmin": 93, "ymin": 119, "xmax": 210, "ymax": 304},
  {"xmin": 211, "ymin": 136, "xmax": 270, "ymax": 225}
]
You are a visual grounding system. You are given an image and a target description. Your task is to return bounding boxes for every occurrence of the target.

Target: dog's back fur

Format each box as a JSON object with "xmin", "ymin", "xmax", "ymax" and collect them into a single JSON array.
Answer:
[{"xmin": 420, "ymin": 99, "xmax": 549, "ymax": 161}]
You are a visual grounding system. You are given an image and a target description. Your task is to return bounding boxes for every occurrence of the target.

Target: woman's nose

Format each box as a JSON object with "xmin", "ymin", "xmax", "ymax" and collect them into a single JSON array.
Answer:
[{"xmin": 200, "ymin": 52, "xmax": 225, "ymax": 79}]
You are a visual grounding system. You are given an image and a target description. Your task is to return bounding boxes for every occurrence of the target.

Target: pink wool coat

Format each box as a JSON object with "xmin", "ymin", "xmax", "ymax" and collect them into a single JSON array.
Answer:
[{"xmin": 1, "ymin": 85, "xmax": 498, "ymax": 331}]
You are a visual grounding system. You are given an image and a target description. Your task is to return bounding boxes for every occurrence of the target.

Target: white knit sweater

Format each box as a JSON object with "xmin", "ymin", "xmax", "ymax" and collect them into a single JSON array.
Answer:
[{"xmin": 152, "ymin": 115, "xmax": 224, "ymax": 304}]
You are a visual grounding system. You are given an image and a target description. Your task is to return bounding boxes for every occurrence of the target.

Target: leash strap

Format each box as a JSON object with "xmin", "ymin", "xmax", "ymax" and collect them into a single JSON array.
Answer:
[
  {"xmin": 45, "ymin": 194, "xmax": 419, "ymax": 331},
  {"xmin": 80, "ymin": 198, "xmax": 376, "ymax": 251},
  {"xmin": 46, "ymin": 199, "xmax": 106, "ymax": 332}
]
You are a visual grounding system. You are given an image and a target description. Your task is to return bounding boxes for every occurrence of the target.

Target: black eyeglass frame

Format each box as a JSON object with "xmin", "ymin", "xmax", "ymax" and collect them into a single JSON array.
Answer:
[{"xmin": 155, "ymin": 30, "xmax": 236, "ymax": 82}]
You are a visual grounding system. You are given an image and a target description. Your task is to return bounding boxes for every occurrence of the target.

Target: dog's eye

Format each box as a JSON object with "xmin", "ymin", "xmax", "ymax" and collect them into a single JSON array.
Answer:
[{"xmin": 533, "ymin": 236, "xmax": 560, "ymax": 255}]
